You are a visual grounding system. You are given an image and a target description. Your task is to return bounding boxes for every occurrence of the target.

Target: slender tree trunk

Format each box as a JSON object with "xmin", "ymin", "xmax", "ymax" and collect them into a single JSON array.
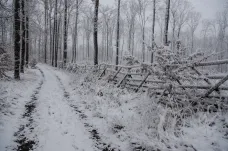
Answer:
[
  {"xmin": 55, "ymin": 16, "xmax": 60, "ymax": 67},
  {"xmin": 106, "ymin": 24, "xmax": 109, "ymax": 62},
  {"xmin": 44, "ymin": 0, "xmax": 48, "ymax": 63},
  {"xmin": 25, "ymin": 10, "xmax": 29, "ymax": 65},
  {"xmin": 163, "ymin": 0, "xmax": 170, "ymax": 46},
  {"xmin": 14, "ymin": 0, "xmax": 21, "ymax": 79},
  {"xmin": 25, "ymin": 0, "xmax": 29, "ymax": 66},
  {"xmin": 132, "ymin": 24, "xmax": 135, "ymax": 56},
  {"xmin": 72, "ymin": 0, "xmax": 79, "ymax": 63},
  {"xmin": 39, "ymin": 31, "xmax": 42, "ymax": 62},
  {"xmin": 87, "ymin": 36, "xmax": 90, "ymax": 60},
  {"xmin": 116, "ymin": 0, "xmax": 121, "ymax": 69},
  {"xmin": 49, "ymin": 6, "xmax": 53, "ymax": 64},
  {"xmin": 101, "ymin": 24, "xmax": 105, "ymax": 62},
  {"xmin": 128, "ymin": 25, "xmax": 132, "ymax": 53},
  {"xmin": 177, "ymin": 27, "xmax": 181, "ymax": 39},
  {"xmin": 83, "ymin": 31, "xmax": 85, "ymax": 60},
  {"xmin": 21, "ymin": 0, "xmax": 26, "ymax": 73},
  {"xmin": 142, "ymin": 27, "xmax": 145, "ymax": 62},
  {"xmin": 38, "ymin": 32, "xmax": 41, "ymax": 62},
  {"xmin": 151, "ymin": 0, "xmax": 156, "ymax": 63},
  {"xmin": 191, "ymin": 30, "xmax": 194, "ymax": 53},
  {"xmin": 93, "ymin": 0, "xmax": 99, "ymax": 65},
  {"xmin": 172, "ymin": 20, "xmax": 175, "ymax": 51},
  {"xmin": 63, "ymin": 0, "xmax": 68, "ymax": 65},
  {"xmin": 52, "ymin": 0, "xmax": 57, "ymax": 66}
]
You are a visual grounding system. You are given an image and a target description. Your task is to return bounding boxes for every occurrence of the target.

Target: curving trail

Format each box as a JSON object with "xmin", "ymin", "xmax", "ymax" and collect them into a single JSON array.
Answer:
[
  {"xmin": 7, "ymin": 65, "xmax": 94, "ymax": 151},
  {"xmin": 31, "ymin": 65, "xmax": 94, "ymax": 151},
  {"xmin": 6, "ymin": 64, "xmax": 121, "ymax": 151}
]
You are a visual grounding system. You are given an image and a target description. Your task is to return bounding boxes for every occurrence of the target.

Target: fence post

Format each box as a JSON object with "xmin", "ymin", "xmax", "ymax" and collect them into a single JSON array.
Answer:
[
  {"xmin": 192, "ymin": 67, "xmax": 220, "ymax": 95},
  {"xmin": 109, "ymin": 67, "xmax": 122, "ymax": 82},
  {"xmin": 98, "ymin": 65, "xmax": 107, "ymax": 80},
  {"xmin": 204, "ymin": 74, "xmax": 228, "ymax": 98},
  {"xmin": 117, "ymin": 73, "xmax": 129, "ymax": 88},
  {"xmin": 135, "ymin": 72, "xmax": 150, "ymax": 92}
]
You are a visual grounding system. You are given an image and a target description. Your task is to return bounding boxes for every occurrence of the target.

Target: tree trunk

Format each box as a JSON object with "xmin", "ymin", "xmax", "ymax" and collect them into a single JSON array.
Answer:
[
  {"xmin": 177, "ymin": 27, "xmax": 181, "ymax": 39},
  {"xmin": 132, "ymin": 23, "xmax": 135, "ymax": 56},
  {"xmin": 63, "ymin": 0, "xmax": 68, "ymax": 65},
  {"xmin": 172, "ymin": 19, "xmax": 176, "ymax": 51},
  {"xmin": 191, "ymin": 30, "xmax": 194, "ymax": 53},
  {"xmin": 49, "ymin": 4, "xmax": 53, "ymax": 65},
  {"xmin": 14, "ymin": 0, "xmax": 21, "ymax": 79},
  {"xmin": 38, "ymin": 31, "xmax": 41, "ymax": 62},
  {"xmin": 163, "ymin": 0, "xmax": 170, "ymax": 46},
  {"xmin": 21, "ymin": 0, "xmax": 26, "ymax": 73},
  {"xmin": 25, "ymin": 4, "xmax": 29, "ymax": 66},
  {"xmin": 87, "ymin": 36, "xmax": 90, "ymax": 60},
  {"xmin": 128, "ymin": 25, "xmax": 132, "ymax": 53},
  {"xmin": 142, "ymin": 27, "xmax": 145, "ymax": 62},
  {"xmin": 116, "ymin": 0, "xmax": 121, "ymax": 69},
  {"xmin": 151, "ymin": 0, "xmax": 156, "ymax": 63},
  {"xmin": 93, "ymin": 0, "xmax": 99, "ymax": 65},
  {"xmin": 44, "ymin": 0, "xmax": 48, "ymax": 63},
  {"xmin": 55, "ymin": 15, "xmax": 60, "ymax": 67},
  {"xmin": 72, "ymin": 0, "xmax": 79, "ymax": 63},
  {"xmin": 106, "ymin": 24, "xmax": 109, "ymax": 62},
  {"xmin": 52, "ymin": 0, "xmax": 57, "ymax": 66}
]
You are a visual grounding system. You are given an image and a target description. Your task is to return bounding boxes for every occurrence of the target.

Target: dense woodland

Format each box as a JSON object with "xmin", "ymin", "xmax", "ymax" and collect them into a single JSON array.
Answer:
[
  {"xmin": 1, "ymin": 0, "xmax": 228, "ymax": 150},
  {"xmin": 0, "ymin": 0, "xmax": 228, "ymax": 79}
]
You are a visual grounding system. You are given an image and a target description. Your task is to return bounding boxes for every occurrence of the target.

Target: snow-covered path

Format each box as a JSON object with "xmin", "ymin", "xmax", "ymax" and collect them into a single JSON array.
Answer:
[
  {"xmin": 2, "ymin": 65, "xmax": 95, "ymax": 151},
  {"xmin": 30, "ymin": 65, "xmax": 94, "ymax": 151}
]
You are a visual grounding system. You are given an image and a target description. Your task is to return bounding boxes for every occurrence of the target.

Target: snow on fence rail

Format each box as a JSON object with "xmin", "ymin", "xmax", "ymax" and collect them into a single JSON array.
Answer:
[{"xmin": 58, "ymin": 59, "xmax": 228, "ymax": 99}]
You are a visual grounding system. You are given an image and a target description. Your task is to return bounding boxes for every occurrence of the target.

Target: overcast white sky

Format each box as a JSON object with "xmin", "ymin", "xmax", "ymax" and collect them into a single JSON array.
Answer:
[{"xmin": 100, "ymin": 0, "xmax": 227, "ymax": 20}]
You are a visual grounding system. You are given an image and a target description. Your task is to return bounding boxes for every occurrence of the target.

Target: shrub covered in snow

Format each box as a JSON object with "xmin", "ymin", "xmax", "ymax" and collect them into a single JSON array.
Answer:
[
  {"xmin": 61, "ymin": 45, "xmax": 228, "ymax": 151},
  {"xmin": 30, "ymin": 58, "xmax": 37, "ymax": 69},
  {"xmin": 0, "ymin": 47, "xmax": 11, "ymax": 79}
]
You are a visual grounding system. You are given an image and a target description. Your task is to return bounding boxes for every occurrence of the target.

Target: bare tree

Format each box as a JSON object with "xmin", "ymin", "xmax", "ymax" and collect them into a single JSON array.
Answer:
[
  {"xmin": 116, "ymin": 0, "xmax": 121, "ymax": 68},
  {"xmin": 187, "ymin": 11, "xmax": 201, "ymax": 53},
  {"xmin": 151, "ymin": 0, "xmax": 156, "ymax": 63},
  {"xmin": 124, "ymin": 0, "xmax": 137, "ymax": 56},
  {"xmin": 63, "ymin": 0, "xmax": 68, "ymax": 65},
  {"xmin": 25, "ymin": 0, "xmax": 29, "ymax": 66},
  {"xmin": 163, "ymin": 0, "xmax": 170, "ymax": 46},
  {"xmin": 44, "ymin": 0, "xmax": 48, "ymax": 63},
  {"xmin": 93, "ymin": 0, "xmax": 99, "ymax": 65},
  {"xmin": 21, "ymin": 0, "xmax": 26, "ymax": 73},
  {"xmin": 100, "ymin": 5, "xmax": 114, "ymax": 62},
  {"xmin": 14, "ymin": 0, "xmax": 21, "ymax": 79},
  {"xmin": 216, "ymin": 10, "xmax": 228, "ymax": 72},
  {"xmin": 72, "ymin": 0, "xmax": 84, "ymax": 63},
  {"xmin": 136, "ymin": 0, "xmax": 149, "ymax": 62},
  {"xmin": 176, "ymin": 0, "xmax": 192, "ymax": 39},
  {"xmin": 82, "ymin": 6, "xmax": 93, "ymax": 61}
]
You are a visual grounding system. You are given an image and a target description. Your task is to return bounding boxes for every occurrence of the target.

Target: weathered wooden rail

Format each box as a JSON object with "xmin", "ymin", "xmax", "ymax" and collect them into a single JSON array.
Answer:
[
  {"xmin": 97, "ymin": 60, "xmax": 228, "ymax": 99},
  {"xmin": 59, "ymin": 59, "xmax": 228, "ymax": 99}
]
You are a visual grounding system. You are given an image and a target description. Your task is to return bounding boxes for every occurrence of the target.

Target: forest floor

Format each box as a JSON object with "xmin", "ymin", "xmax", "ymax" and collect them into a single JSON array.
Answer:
[{"xmin": 0, "ymin": 64, "xmax": 228, "ymax": 151}]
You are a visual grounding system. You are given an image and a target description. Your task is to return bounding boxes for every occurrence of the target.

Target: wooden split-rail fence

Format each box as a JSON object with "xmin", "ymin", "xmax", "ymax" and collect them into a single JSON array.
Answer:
[{"xmin": 59, "ymin": 59, "xmax": 228, "ymax": 99}]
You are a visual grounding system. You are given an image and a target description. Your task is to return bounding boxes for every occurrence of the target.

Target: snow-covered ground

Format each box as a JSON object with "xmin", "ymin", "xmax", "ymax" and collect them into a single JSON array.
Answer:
[
  {"xmin": 0, "ymin": 69, "xmax": 42, "ymax": 150},
  {"xmin": 54, "ymin": 65, "xmax": 228, "ymax": 151},
  {"xmin": 0, "ymin": 64, "xmax": 228, "ymax": 151}
]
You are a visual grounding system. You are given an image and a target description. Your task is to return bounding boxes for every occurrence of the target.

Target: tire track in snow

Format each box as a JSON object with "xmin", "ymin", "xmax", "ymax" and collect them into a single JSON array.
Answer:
[
  {"xmin": 12, "ymin": 68, "xmax": 45, "ymax": 151},
  {"xmin": 55, "ymin": 74, "xmax": 120, "ymax": 151}
]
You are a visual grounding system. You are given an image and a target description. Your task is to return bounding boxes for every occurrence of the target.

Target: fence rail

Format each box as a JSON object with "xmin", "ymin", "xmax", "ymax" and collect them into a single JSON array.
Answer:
[{"xmin": 59, "ymin": 59, "xmax": 228, "ymax": 99}]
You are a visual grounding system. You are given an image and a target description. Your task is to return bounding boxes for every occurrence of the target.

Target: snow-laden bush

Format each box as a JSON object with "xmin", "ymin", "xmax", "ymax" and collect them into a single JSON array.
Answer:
[
  {"xmin": 68, "ymin": 66, "xmax": 228, "ymax": 151},
  {"xmin": 146, "ymin": 45, "xmax": 227, "ymax": 111},
  {"xmin": 0, "ymin": 47, "xmax": 11, "ymax": 79},
  {"xmin": 122, "ymin": 50, "xmax": 140, "ymax": 66},
  {"xmin": 30, "ymin": 58, "xmax": 37, "ymax": 69}
]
